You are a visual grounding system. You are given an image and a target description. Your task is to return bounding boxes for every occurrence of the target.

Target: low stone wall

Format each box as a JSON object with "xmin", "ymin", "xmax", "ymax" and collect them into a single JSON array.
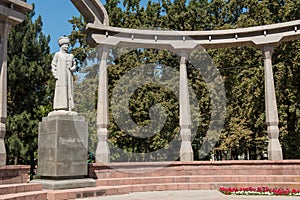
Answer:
[
  {"xmin": 89, "ymin": 160, "xmax": 300, "ymax": 179},
  {"xmin": 0, "ymin": 165, "xmax": 30, "ymax": 184}
]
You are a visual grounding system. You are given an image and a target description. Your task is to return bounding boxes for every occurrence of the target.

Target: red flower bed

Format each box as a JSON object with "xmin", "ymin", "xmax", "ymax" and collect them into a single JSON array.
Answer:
[{"xmin": 220, "ymin": 186, "xmax": 300, "ymax": 196}]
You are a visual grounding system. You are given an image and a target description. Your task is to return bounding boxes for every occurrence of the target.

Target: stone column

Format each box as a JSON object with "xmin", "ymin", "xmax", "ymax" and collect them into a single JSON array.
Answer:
[
  {"xmin": 179, "ymin": 52, "xmax": 194, "ymax": 161},
  {"xmin": 262, "ymin": 45, "xmax": 283, "ymax": 160},
  {"xmin": 0, "ymin": 21, "xmax": 11, "ymax": 166},
  {"xmin": 96, "ymin": 45, "xmax": 110, "ymax": 163}
]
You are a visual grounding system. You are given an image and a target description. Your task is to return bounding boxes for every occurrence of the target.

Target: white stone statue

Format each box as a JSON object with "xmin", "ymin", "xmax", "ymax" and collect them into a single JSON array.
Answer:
[{"xmin": 50, "ymin": 36, "xmax": 77, "ymax": 115}]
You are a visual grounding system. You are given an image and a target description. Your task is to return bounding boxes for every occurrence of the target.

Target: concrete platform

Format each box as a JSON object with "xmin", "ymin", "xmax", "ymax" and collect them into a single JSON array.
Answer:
[{"xmin": 76, "ymin": 190, "xmax": 300, "ymax": 200}]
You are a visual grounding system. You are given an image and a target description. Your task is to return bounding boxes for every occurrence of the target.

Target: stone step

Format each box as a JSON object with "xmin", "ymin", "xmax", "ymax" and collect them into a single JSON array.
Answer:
[
  {"xmin": 96, "ymin": 175, "xmax": 300, "ymax": 186},
  {"xmin": 93, "ymin": 167, "xmax": 293, "ymax": 178},
  {"xmin": 46, "ymin": 187, "xmax": 106, "ymax": 200},
  {"xmin": 46, "ymin": 183, "xmax": 211, "ymax": 200},
  {"xmin": 48, "ymin": 182, "xmax": 300, "ymax": 200},
  {"xmin": 0, "ymin": 183, "xmax": 43, "ymax": 195},
  {"xmin": 0, "ymin": 166, "xmax": 30, "ymax": 185},
  {"xmin": 0, "ymin": 190, "xmax": 47, "ymax": 200},
  {"xmin": 89, "ymin": 161, "xmax": 300, "ymax": 179}
]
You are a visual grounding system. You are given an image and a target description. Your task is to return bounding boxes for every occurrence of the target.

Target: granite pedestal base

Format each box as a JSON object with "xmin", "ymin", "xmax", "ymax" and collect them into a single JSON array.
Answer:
[
  {"xmin": 32, "ymin": 178, "xmax": 95, "ymax": 190},
  {"xmin": 36, "ymin": 114, "xmax": 94, "ymax": 189}
]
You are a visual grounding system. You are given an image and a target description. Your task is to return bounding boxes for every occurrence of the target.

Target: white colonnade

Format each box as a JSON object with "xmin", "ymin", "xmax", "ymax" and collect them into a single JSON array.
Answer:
[{"xmin": 71, "ymin": 0, "xmax": 300, "ymax": 162}]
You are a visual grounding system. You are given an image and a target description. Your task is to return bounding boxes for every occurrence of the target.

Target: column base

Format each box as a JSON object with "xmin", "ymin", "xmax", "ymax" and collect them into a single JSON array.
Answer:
[
  {"xmin": 95, "ymin": 128, "xmax": 110, "ymax": 164},
  {"xmin": 180, "ymin": 128, "xmax": 193, "ymax": 162},
  {"xmin": 95, "ymin": 141, "xmax": 110, "ymax": 164},
  {"xmin": 180, "ymin": 141, "xmax": 194, "ymax": 161},
  {"xmin": 0, "ymin": 122, "xmax": 6, "ymax": 166},
  {"xmin": 268, "ymin": 139, "xmax": 283, "ymax": 160},
  {"xmin": 0, "ymin": 138, "xmax": 6, "ymax": 166},
  {"xmin": 267, "ymin": 125, "xmax": 283, "ymax": 160}
]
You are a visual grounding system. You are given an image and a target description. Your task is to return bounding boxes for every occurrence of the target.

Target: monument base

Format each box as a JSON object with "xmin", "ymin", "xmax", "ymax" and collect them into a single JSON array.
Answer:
[
  {"xmin": 32, "ymin": 178, "xmax": 96, "ymax": 190},
  {"xmin": 38, "ymin": 114, "xmax": 88, "ymax": 177},
  {"xmin": 37, "ymin": 113, "xmax": 92, "ymax": 190}
]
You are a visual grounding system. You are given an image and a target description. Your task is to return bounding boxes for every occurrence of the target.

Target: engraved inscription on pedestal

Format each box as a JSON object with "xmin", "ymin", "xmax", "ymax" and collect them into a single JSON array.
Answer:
[{"xmin": 37, "ymin": 115, "xmax": 88, "ymax": 178}]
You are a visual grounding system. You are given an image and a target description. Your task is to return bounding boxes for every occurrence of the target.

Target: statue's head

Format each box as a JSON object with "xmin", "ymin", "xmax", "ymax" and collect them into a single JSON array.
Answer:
[{"xmin": 58, "ymin": 36, "xmax": 70, "ymax": 47}]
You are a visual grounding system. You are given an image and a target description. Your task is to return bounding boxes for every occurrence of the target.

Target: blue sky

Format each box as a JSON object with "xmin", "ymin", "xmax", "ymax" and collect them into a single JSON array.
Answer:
[
  {"xmin": 26, "ymin": 0, "xmax": 151, "ymax": 53},
  {"xmin": 27, "ymin": 0, "xmax": 83, "ymax": 52}
]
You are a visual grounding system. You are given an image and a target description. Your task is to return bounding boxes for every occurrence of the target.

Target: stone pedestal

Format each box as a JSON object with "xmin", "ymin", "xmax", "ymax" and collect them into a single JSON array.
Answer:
[{"xmin": 35, "ymin": 114, "xmax": 95, "ymax": 189}]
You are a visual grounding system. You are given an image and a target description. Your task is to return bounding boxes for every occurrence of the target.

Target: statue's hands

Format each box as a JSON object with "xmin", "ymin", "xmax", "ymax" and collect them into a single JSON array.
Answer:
[
  {"xmin": 51, "ymin": 70, "xmax": 58, "ymax": 80},
  {"xmin": 69, "ymin": 59, "xmax": 77, "ymax": 72},
  {"xmin": 53, "ymin": 73, "xmax": 58, "ymax": 80}
]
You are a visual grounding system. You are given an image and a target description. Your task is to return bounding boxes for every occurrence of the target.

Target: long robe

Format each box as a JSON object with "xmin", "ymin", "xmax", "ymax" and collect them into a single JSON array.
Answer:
[{"xmin": 51, "ymin": 51, "xmax": 75, "ymax": 110}]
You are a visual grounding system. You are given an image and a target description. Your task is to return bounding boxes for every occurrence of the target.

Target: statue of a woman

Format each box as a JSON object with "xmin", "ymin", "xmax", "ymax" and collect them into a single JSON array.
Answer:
[{"xmin": 50, "ymin": 36, "xmax": 77, "ymax": 114}]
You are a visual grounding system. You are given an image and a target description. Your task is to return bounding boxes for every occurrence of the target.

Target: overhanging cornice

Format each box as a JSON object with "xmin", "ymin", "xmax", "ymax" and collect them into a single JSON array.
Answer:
[{"xmin": 0, "ymin": 0, "xmax": 32, "ymax": 25}]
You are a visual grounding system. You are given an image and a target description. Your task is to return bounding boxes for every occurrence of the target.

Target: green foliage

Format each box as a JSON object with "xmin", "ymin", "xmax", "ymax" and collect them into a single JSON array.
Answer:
[
  {"xmin": 108, "ymin": 49, "xmax": 181, "ymax": 161},
  {"xmin": 6, "ymin": 8, "xmax": 53, "ymax": 170},
  {"xmin": 274, "ymin": 41, "xmax": 300, "ymax": 158}
]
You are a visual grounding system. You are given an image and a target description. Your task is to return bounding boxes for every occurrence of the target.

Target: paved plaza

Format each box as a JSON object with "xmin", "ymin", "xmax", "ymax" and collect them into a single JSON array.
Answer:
[{"xmin": 78, "ymin": 190, "xmax": 300, "ymax": 200}]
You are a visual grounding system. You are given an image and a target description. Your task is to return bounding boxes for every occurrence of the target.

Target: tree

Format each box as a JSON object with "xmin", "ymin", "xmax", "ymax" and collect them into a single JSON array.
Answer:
[{"xmin": 6, "ymin": 7, "xmax": 53, "ymax": 173}]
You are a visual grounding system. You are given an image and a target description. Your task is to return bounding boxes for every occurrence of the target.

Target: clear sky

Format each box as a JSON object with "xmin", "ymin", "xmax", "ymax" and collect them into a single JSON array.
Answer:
[
  {"xmin": 27, "ymin": 0, "xmax": 81, "ymax": 52},
  {"xmin": 26, "ymin": 0, "xmax": 110, "ymax": 53},
  {"xmin": 26, "ymin": 0, "xmax": 149, "ymax": 53}
]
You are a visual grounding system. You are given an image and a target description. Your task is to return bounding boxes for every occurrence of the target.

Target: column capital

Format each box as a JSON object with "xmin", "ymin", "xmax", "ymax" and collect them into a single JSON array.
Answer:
[
  {"xmin": 0, "ymin": 20, "xmax": 12, "ymax": 32},
  {"xmin": 177, "ymin": 49, "xmax": 190, "ymax": 58},
  {"xmin": 0, "ymin": 21, "xmax": 12, "ymax": 48},
  {"xmin": 96, "ymin": 44, "xmax": 110, "ymax": 53},
  {"xmin": 261, "ymin": 45, "xmax": 275, "ymax": 59},
  {"xmin": 180, "ymin": 55, "xmax": 187, "ymax": 65}
]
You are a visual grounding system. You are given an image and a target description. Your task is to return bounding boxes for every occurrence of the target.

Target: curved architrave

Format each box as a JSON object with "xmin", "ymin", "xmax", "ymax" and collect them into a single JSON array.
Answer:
[
  {"xmin": 70, "ymin": 0, "xmax": 109, "ymax": 26},
  {"xmin": 87, "ymin": 20, "xmax": 300, "ymax": 49},
  {"xmin": 70, "ymin": 0, "xmax": 300, "ymax": 49}
]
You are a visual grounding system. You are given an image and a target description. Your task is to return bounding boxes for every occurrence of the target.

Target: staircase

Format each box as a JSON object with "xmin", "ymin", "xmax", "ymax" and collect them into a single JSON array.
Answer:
[
  {"xmin": 1, "ymin": 160, "xmax": 300, "ymax": 200},
  {"xmin": 0, "ymin": 183, "xmax": 46, "ymax": 200},
  {"xmin": 87, "ymin": 160, "xmax": 300, "ymax": 196}
]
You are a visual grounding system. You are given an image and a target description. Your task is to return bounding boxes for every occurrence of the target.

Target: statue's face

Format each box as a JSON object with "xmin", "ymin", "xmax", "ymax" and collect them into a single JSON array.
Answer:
[{"xmin": 61, "ymin": 43, "xmax": 69, "ymax": 52}]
